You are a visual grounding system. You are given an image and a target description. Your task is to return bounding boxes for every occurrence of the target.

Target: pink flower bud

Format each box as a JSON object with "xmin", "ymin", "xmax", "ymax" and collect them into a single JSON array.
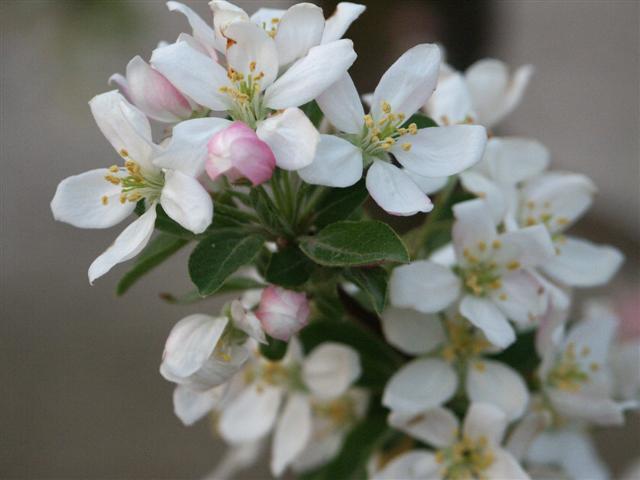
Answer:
[
  {"xmin": 256, "ymin": 286, "xmax": 310, "ymax": 341},
  {"xmin": 206, "ymin": 121, "xmax": 276, "ymax": 186},
  {"xmin": 110, "ymin": 56, "xmax": 193, "ymax": 123}
]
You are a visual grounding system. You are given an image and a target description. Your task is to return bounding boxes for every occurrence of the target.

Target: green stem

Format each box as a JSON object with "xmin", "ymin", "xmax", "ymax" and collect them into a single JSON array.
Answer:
[{"xmin": 408, "ymin": 176, "xmax": 458, "ymax": 259}]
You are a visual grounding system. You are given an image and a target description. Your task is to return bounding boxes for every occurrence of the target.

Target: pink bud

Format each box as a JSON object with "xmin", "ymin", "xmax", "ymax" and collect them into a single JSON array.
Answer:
[
  {"xmin": 256, "ymin": 286, "xmax": 310, "ymax": 341},
  {"xmin": 117, "ymin": 56, "xmax": 193, "ymax": 123},
  {"xmin": 206, "ymin": 121, "xmax": 276, "ymax": 186}
]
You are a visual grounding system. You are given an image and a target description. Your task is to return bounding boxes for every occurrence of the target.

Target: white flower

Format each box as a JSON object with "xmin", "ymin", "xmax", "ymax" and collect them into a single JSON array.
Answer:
[
  {"xmin": 381, "ymin": 308, "xmax": 529, "ymax": 421},
  {"xmin": 390, "ymin": 198, "xmax": 555, "ymax": 348},
  {"xmin": 50, "ymin": 91, "xmax": 214, "ymax": 282},
  {"xmin": 536, "ymin": 302, "xmax": 636, "ymax": 426},
  {"xmin": 299, "ymin": 44, "xmax": 487, "ymax": 216},
  {"xmin": 214, "ymin": 340, "xmax": 362, "ymax": 476},
  {"xmin": 425, "ymin": 58, "xmax": 534, "ymax": 128},
  {"xmin": 515, "ymin": 172, "xmax": 624, "ymax": 288},
  {"xmin": 256, "ymin": 286, "xmax": 310, "ymax": 341},
  {"xmin": 150, "ymin": 6, "xmax": 359, "ymax": 172},
  {"xmin": 373, "ymin": 403, "xmax": 529, "ymax": 480}
]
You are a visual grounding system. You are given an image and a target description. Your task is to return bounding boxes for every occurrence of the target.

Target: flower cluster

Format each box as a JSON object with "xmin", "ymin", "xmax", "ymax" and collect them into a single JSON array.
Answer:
[{"xmin": 51, "ymin": 2, "xmax": 637, "ymax": 479}]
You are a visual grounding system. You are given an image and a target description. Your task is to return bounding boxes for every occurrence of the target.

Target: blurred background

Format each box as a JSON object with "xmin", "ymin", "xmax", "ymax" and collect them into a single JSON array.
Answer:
[{"xmin": 1, "ymin": 0, "xmax": 638, "ymax": 478}]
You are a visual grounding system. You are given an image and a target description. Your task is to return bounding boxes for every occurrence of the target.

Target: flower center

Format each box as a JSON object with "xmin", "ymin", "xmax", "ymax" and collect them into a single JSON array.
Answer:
[
  {"xmin": 547, "ymin": 342, "xmax": 599, "ymax": 392},
  {"xmin": 102, "ymin": 149, "xmax": 164, "ymax": 206},
  {"xmin": 219, "ymin": 62, "xmax": 268, "ymax": 127},
  {"xmin": 435, "ymin": 435, "xmax": 495, "ymax": 480},
  {"xmin": 521, "ymin": 200, "xmax": 570, "ymax": 231},
  {"xmin": 256, "ymin": 17, "xmax": 280, "ymax": 38},
  {"xmin": 359, "ymin": 101, "xmax": 417, "ymax": 157},
  {"xmin": 442, "ymin": 318, "xmax": 492, "ymax": 363}
]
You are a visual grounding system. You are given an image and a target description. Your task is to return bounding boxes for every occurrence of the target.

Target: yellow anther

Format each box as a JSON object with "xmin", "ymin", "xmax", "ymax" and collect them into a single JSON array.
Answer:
[
  {"xmin": 364, "ymin": 114, "xmax": 374, "ymax": 128},
  {"xmin": 499, "ymin": 293, "xmax": 508, "ymax": 301},
  {"xmin": 581, "ymin": 346, "xmax": 591, "ymax": 357},
  {"xmin": 271, "ymin": 17, "xmax": 279, "ymax": 24},
  {"xmin": 474, "ymin": 362, "xmax": 486, "ymax": 372},
  {"xmin": 249, "ymin": 61, "xmax": 256, "ymax": 72},
  {"xmin": 556, "ymin": 217, "xmax": 570, "ymax": 225},
  {"xmin": 101, "ymin": 195, "xmax": 109, "ymax": 205},
  {"xmin": 119, "ymin": 149, "xmax": 129, "ymax": 157},
  {"xmin": 109, "ymin": 165, "xmax": 119, "ymax": 173},
  {"xmin": 492, "ymin": 239, "xmax": 502, "ymax": 249},
  {"xmin": 590, "ymin": 362, "xmax": 600, "ymax": 372},
  {"xmin": 526, "ymin": 216, "xmax": 537, "ymax": 226},
  {"xmin": 506, "ymin": 260, "xmax": 521, "ymax": 271},
  {"xmin": 408, "ymin": 123, "xmax": 418, "ymax": 135},
  {"xmin": 119, "ymin": 193, "xmax": 127, "ymax": 204},
  {"xmin": 397, "ymin": 113, "xmax": 406, "ymax": 121},
  {"xmin": 381, "ymin": 101, "xmax": 391, "ymax": 114},
  {"xmin": 478, "ymin": 241, "xmax": 487, "ymax": 251},
  {"xmin": 526, "ymin": 201, "xmax": 535, "ymax": 209},
  {"xmin": 401, "ymin": 143, "xmax": 412, "ymax": 151},
  {"xmin": 105, "ymin": 175, "xmax": 121, "ymax": 185}
]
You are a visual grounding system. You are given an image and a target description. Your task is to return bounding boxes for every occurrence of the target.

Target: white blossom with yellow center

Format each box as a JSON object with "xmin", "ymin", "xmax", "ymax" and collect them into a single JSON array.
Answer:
[
  {"xmin": 298, "ymin": 43, "xmax": 488, "ymax": 216},
  {"xmin": 50, "ymin": 91, "xmax": 214, "ymax": 283}
]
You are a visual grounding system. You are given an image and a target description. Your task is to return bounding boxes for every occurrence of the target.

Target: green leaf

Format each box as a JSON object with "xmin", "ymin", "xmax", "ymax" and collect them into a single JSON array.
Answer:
[
  {"xmin": 404, "ymin": 112, "xmax": 438, "ymax": 129},
  {"xmin": 259, "ymin": 336, "xmax": 288, "ymax": 361},
  {"xmin": 299, "ymin": 320, "xmax": 401, "ymax": 389},
  {"xmin": 300, "ymin": 412, "xmax": 389, "ymax": 480},
  {"xmin": 342, "ymin": 267, "xmax": 388, "ymax": 314},
  {"xmin": 299, "ymin": 220, "xmax": 410, "ymax": 267},
  {"xmin": 313, "ymin": 180, "xmax": 368, "ymax": 228},
  {"xmin": 117, "ymin": 234, "xmax": 188, "ymax": 295},
  {"xmin": 265, "ymin": 245, "xmax": 314, "ymax": 288},
  {"xmin": 189, "ymin": 231, "xmax": 265, "ymax": 296}
]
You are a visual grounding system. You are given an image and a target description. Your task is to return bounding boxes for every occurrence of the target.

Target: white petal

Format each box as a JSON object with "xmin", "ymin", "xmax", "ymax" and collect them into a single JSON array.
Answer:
[
  {"xmin": 389, "ymin": 260, "xmax": 460, "ymax": 313},
  {"xmin": 151, "ymin": 41, "xmax": 230, "ymax": 111},
  {"xmin": 459, "ymin": 171, "xmax": 506, "ymax": 223},
  {"xmin": 466, "ymin": 59, "xmax": 533, "ymax": 128},
  {"xmin": 371, "ymin": 44, "xmax": 441, "ymax": 120},
  {"xmin": 218, "ymin": 383, "xmax": 283, "ymax": 444},
  {"xmin": 460, "ymin": 295, "xmax": 515, "ymax": 349},
  {"xmin": 492, "ymin": 271, "xmax": 546, "ymax": 326},
  {"xmin": 543, "ymin": 236, "xmax": 623, "ymax": 287},
  {"xmin": 161, "ymin": 314, "xmax": 228, "ymax": 379},
  {"xmin": 382, "ymin": 358, "xmax": 457, "ymax": 414},
  {"xmin": 173, "ymin": 384, "xmax": 226, "ymax": 426},
  {"xmin": 88, "ymin": 207, "xmax": 157, "ymax": 283},
  {"xmin": 89, "ymin": 91, "xmax": 154, "ymax": 169},
  {"xmin": 372, "ymin": 451, "xmax": 440, "ymax": 480},
  {"xmin": 51, "ymin": 169, "xmax": 136, "ymax": 229},
  {"xmin": 257, "ymin": 108, "xmax": 319, "ymax": 170},
  {"xmin": 366, "ymin": 161, "xmax": 433, "ymax": 216},
  {"xmin": 209, "ymin": 441, "xmax": 265, "ymax": 480},
  {"xmin": 155, "ymin": 117, "xmax": 231, "ymax": 177},
  {"xmin": 224, "ymin": 21, "xmax": 278, "ymax": 88},
  {"xmin": 210, "ymin": 0, "xmax": 249, "ymax": 52},
  {"xmin": 393, "ymin": 125, "xmax": 486, "ymax": 177},
  {"xmin": 545, "ymin": 388, "xmax": 627, "ymax": 426},
  {"xmin": 291, "ymin": 432, "xmax": 343, "ymax": 474},
  {"xmin": 520, "ymin": 172, "xmax": 596, "ymax": 233},
  {"xmin": 485, "ymin": 448, "xmax": 529, "ymax": 480},
  {"xmin": 271, "ymin": 394, "xmax": 312, "ymax": 476},
  {"xmin": 424, "ymin": 71, "xmax": 475, "ymax": 125},
  {"xmin": 388, "ymin": 407, "xmax": 459, "ymax": 448},
  {"xmin": 160, "ymin": 170, "xmax": 213, "ymax": 234},
  {"xmin": 321, "ymin": 2, "xmax": 366, "ymax": 44},
  {"xmin": 466, "ymin": 359, "xmax": 529, "ymax": 421},
  {"xmin": 493, "ymin": 224, "xmax": 555, "ymax": 269},
  {"xmin": 565, "ymin": 308, "xmax": 618, "ymax": 369},
  {"xmin": 380, "ymin": 307, "xmax": 446, "ymax": 355},
  {"xmin": 167, "ymin": 1, "xmax": 217, "ymax": 56},
  {"xmin": 403, "ymin": 170, "xmax": 448, "ymax": 195},
  {"xmin": 316, "ymin": 74, "xmax": 365, "ymax": 134},
  {"xmin": 452, "ymin": 198, "xmax": 497, "ymax": 263},
  {"xmin": 302, "ymin": 343, "xmax": 361, "ymax": 399},
  {"xmin": 463, "ymin": 402, "xmax": 508, "ymax": 445},
  {"xmin": 264, "ymin": 39, "xmax": 356, "ymax": 109},
  {"xmin": 177, "ymin": 344, "xmax": 248, "ymax": 391},
  {"xmin": 274, "ymin": 3, "xmax": 324, "ymax": 66},
  {"xmin": 484, "ymin": 137, "xmax": 549, "ymax": 185},
  {"xmin": 505, "ymin": 411, "xmax": 551, "ymax": 461},
  {"xmin": 298, "ymin": 134, "xmax": 362, "ymax": 187},
  {"xmin": 250, "ymin": 8, "xmax": 285, "ymax": 26}
]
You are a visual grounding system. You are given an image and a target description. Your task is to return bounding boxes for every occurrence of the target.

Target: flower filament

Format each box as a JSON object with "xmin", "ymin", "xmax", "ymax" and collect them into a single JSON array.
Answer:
[
  {"xmin": 219, "ymin": 62, "xmax": 268, "ymax": 128},
  {"xmin": 359, "ymin": 101, "xmax": 417, "ymax": 157},
  {"xmin": 441, "ymin": 318, "xmax": 491, "ymax": 364},
  {"xmin": 435, "ymin": 434, "xmax": 495, "ymax": 480},
  {"xmin": 102, "ymin": 150, "xmax": 164, "ymax": 206},
  {"xmin": 547, "ymin": 342, "xmax": 598, "ymax": 392}
]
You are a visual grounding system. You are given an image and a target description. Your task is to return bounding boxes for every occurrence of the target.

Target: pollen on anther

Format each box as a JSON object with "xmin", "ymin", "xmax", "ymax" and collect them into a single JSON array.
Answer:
[
  {"xmin": 506, "ymin": 260, "xmax": 521, "ymax": 270},
  {"xmin": 401, "ymin": 143, "xmax": 412, "ymax": 151},
  {"xmin": 492, "ymin": 240, "xmax": 502, "ymax": 249},
  {"xmin": 119, "ymin": 149, "xmax": 129, "ymax": 158},
  {"xmin": 101, "ymin": 195, "xmax": 109, "ymax": 205}
]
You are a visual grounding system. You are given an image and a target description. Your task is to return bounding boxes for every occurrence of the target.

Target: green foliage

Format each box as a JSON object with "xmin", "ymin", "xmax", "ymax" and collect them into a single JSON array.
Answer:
[
  {"xmin": 488, "ymin": 330, "xmax": 540, "ymax": 389},
  {"xmin": 300, "ymin": 100, "xmax": 324, "ymax": 127},
  {"xmin": 259, "ymin": 336, "xmax": 288, "ymax": 361},
  {"xmin": 189, "ymin": 231, "xmax": 265, "ymax": 296},
  {"xmin": 160, "ymin": 277, "xmax": 265, "ymax": 305},
  {"xmin": 265, "ymin": 245, "xmax": 314, "ymax": 288},
  {"xmin": 300, "ymin": 220, "xmax": 410, "ymax": 267},
  {"xmin": 342, "ymin": 267, "xmax": 389, "ymax": 314},
  {"xmin": 154, "ymin": 204, "xmax": 196, "ymax": 239},
  {"xmin": 404, "ymin": 112, "xmax": 438, "ymax": 129},
  {"xmin": 116, "ymin": 234, "xmax": 188, "ymax": 295},
  {"xmin": 312, "ymin": 180, "xmax": 368, "ymax": 228}
]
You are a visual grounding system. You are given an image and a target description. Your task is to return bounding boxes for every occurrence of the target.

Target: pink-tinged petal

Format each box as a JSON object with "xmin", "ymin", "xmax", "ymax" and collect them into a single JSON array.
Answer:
[
  {"xmin": 256, "ymin": 286, "xmax": 310, "ymax": 341},
  {"xmin": 167, "ymin": 1, "xmax": 217, "ymax": 58},
  {"xmin": 125, "ymin": 55, "xmax": 193, "ymax": 123},
  {"xmin": 107, "ymin": 73, "xmax": 132, "ymax": 102},
  {"xmin": 206, "ymin": 121, "xmax": 276, "ymax": 185}
]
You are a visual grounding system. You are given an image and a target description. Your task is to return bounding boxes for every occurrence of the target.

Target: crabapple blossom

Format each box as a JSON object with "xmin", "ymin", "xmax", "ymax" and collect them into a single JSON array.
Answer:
[
  {"xmin": 299, "ymin": 44, "xmax": 487, "ymax": 215},
  {"xmin": 256, "ymin": 286, "xmax": 310, "ymax": 341}
]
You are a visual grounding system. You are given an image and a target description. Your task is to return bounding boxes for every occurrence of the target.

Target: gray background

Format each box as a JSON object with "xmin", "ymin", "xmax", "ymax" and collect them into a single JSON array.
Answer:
[{"xmin": 1, "ymin": 1, "xmax": 638, "ymax": 478}]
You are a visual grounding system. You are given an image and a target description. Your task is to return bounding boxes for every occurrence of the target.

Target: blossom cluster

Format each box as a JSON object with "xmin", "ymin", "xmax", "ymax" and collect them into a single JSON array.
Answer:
[{"xmin": 51, "ymin": 2, "xmax": 638, "ymax": 479}]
